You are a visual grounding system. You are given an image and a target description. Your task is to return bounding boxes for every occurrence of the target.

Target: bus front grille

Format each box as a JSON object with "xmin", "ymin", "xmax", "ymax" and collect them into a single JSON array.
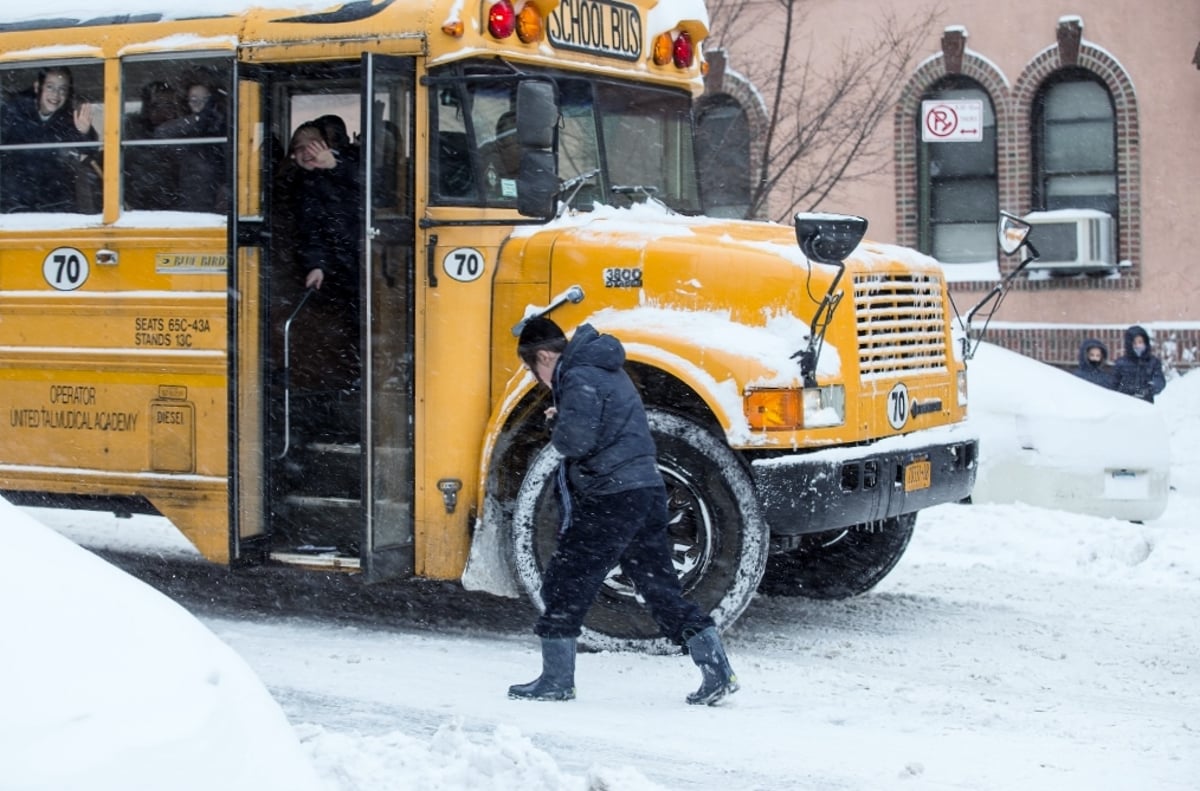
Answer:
[{"xmin": 853, "ymin": 273, "xmax": 948, "ymax": 380}]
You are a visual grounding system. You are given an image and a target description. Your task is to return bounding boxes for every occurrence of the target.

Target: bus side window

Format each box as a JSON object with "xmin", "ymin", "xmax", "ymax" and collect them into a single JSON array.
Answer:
[
  {"xmin": 120, "ymin": 59, "xmax": 231, "ymax": 213},
  {"xmin": 0, "ymin": 61, "xmax": 103, "ymax": 214},
  {"xmin": 155, "ymin": 76, "xmax": 229, "ymax": 213},
  {"xmin": 372, "ymin": 116, "xmax": 401, "ymax": 211},
  {"xmin": 123, "ymin": 78, "xmax": 182, "ymax": 211}
]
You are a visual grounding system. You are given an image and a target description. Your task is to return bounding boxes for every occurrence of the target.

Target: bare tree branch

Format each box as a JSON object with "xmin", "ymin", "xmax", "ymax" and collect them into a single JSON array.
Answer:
[{"xmin": 705, "ymin": 2, "xmax": 944, "ymax": 222}]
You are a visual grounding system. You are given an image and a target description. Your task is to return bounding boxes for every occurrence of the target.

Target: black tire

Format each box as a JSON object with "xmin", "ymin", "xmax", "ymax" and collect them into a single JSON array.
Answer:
[
  {"xmin": 509, "ymin": 410, "xmax": 769, "ymax": 652},
  {"xmin": 758, "ymin": 512, "xmax": 917, "ymax": 600}
]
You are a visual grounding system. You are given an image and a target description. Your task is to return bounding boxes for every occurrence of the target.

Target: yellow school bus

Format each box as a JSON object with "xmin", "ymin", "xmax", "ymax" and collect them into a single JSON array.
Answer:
[{"xmin": 0, "ymin": 0, "xmax": 976, "ymax": 647}]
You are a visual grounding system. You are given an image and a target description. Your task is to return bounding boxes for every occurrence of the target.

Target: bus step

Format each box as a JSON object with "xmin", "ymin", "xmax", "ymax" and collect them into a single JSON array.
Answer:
[
  {"xmin": 269, "ymin": 550, "xmax": 361, "ymax": 572},
  {"xmin": 276, "ymin": 494, "xmax": 362, "ymax": 554},
  {"xmin": 281, "ymin": 494, "xmax": 361, "ymax": 509},
  {"xmin": 280, "ymin": 442, "xmax": 362, "ymax": 498}
]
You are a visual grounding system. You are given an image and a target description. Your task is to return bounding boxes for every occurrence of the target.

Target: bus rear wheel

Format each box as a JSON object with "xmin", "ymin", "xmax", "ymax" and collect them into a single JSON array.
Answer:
[
  {"xmin": 758, "ymin": 512, "xmax": 917, "ymax": 600},
  {"xmin": 509, "ymin": 409, "xmax": 768, "ymax": 652}
]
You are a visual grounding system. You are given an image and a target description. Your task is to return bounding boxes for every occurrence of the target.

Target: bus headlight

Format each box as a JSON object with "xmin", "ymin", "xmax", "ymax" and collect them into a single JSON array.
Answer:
[
  {"xmin": 745, "ymin": 385, "xmax": 845, "ymax": 430},
  {"xmin": 803, "ymin": 385, "xmax": 845, "ymax": 428}
]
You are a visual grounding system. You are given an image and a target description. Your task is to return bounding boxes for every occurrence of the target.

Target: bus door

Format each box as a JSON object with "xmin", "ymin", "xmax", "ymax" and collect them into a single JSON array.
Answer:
[
  {"xmin": 230, "ymin": 56, "xmax": 415, "ymax": 581},
  {"xmin": 360, "ymin": 54, "xmax": 416, "ymax": 581}
]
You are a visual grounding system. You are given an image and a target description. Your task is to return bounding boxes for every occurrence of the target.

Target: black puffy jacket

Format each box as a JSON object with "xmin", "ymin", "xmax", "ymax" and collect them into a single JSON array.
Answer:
[
  {"xmin": 1073, "ymin": 338, "xmax": 1115, "ymax": 390},
  {"xmin": 0, "ymin": 93, "xmax": 95, "ymax": 212},
  {"xmin": 1113, "ymin": 325, "xmax": 1166, "ymax": 403},
  {"xmin": 293, "ymin": 155, "xmax": 362, "ymax": 298},
  {"xmin": 550, "ymin": 324, "xmax": 662, "ymax": 498}
]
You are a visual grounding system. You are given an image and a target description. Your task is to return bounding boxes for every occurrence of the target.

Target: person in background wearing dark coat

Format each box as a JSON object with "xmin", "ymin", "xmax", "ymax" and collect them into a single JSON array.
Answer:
[
  {"xmin": 1113, "ymin": 324, "xmax": 1166, "ymax": 403},
  {"xmin": 1, "ymin": 65, "xmax": 98, "ymax": 213},
  {"xmin": 510, "ymin": 317, "xmax": 739, "ymax": 706},
  {"xmin": 313, "ymin": 113, "xmax": 357, "ymax": 166},
  {"xmin": 1073, "ymin": 338, "xmax": 1115, "ymax": 391}
]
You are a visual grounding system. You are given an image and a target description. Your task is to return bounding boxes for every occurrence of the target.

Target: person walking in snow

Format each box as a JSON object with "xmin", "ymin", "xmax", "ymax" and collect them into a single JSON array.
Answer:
[
  {"xmin": 1073, "ymin": 338, "xmax": 1115, "ymax": 391},
  {"xmin": 1113, "ymin": 325, "xmax": 1166, "ymax": 403},
  {"xmin": 510, "ymin": 316, "xmax": 738, "ymax": 706}
]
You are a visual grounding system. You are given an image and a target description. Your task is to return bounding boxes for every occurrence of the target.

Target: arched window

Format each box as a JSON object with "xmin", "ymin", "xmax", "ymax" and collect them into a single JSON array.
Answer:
[
  {"xmin": 917, "ymin": 78, "xmax": 997, "ymax": 263},
  {"xmin": 1032, "ymin": 69, "xmax": 1117, "ymax": 219},
  {"xmin": 695, "ymin": 95, "xmax": 750, "ymax": 219}
]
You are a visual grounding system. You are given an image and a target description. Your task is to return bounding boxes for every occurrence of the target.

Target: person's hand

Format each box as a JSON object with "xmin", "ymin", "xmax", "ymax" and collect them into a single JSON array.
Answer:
[
  {"xmin": 73, "ymin": 103, "xmax": 94, "ymax": 135},
  {"xmin": 305, "ymin": 268, "xmax": 324, "ymax": 289},
  {"xmin": 298, "ymin": 138, "xmax": 337, "ymax": 170}
]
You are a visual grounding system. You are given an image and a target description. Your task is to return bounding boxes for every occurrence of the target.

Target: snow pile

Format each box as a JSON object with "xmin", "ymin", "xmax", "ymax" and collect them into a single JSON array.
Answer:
[
  {"xmin": 1157, "ymin": 367, "xmax": 1200, "ymax": 496},
  {"xmin": 1, "ymin": 499, "xmax": 667, "ymax": 790},
  {"xmin": 0, "ymin": 502, "xmax": 322, "ymax": 791},
  {"xmin": 299, "ymin": 721, "xmax": 662, "ymax": 791}
]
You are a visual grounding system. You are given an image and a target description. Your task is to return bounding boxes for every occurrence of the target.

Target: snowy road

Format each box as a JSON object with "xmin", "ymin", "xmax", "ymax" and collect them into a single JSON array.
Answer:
[{"xmin": 35, "ymin": 495, "xmax": 1199, "ymax": 790}]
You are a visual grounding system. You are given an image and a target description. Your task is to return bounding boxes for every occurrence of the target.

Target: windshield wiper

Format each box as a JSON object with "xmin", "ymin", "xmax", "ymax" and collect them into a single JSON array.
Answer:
[{"xmin": 557, "ymin": 168, "xmax": 600, "ymax": 214}]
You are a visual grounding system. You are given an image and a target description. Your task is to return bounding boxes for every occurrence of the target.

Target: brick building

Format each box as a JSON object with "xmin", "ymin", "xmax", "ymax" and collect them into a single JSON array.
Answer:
[{"xmin": 700, "ymin": 1, "xmax": 1199, "ymax": 373}]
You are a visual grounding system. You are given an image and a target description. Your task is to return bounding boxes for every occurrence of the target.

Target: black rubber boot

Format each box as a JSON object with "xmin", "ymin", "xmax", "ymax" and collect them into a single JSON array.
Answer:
[
  {"xmin": 508, "ymin": 637, "xmax": 577, "ymax": 701},
  {"xmin": 685, "ymin": 627, "xmax": 739, "ymax": 705}
]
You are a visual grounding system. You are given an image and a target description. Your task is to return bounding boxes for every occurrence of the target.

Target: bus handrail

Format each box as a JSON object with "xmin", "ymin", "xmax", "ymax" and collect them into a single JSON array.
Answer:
[{"xmin": 275, "ymin": 287, "xmax": 315, "ymax": 459}]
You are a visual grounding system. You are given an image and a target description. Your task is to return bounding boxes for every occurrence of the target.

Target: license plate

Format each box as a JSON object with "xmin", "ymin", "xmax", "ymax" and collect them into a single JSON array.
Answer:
[{"xmin": 904, "ymin": 460, "xmax": 931, "ymax": 492}]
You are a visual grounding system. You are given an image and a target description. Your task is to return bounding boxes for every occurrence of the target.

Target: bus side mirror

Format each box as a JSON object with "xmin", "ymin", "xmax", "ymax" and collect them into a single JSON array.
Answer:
[
  {"xmin": 516, "ymin": 81, "xmax": 558, "ymax": 219},
  {"xmin": 998, "ymin": 211, "xmax": 1031, "ymax": 256},
  {"xmin": 794, "ymin": 213, "xmax": 867, "ymax": 264},
  {"xmin": 517, "ymin": 149, "xmax": 557, "ymax": 218},
  {"xmin": 516, "ymin": 81, "xmax": 556, "ymax": 148}
]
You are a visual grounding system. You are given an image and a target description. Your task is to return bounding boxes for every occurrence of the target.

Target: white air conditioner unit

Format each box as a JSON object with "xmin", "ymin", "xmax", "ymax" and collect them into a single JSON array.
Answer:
[{"xmin": 1022, "ymin": 209, "xmax": 1116, "ymax": 272}]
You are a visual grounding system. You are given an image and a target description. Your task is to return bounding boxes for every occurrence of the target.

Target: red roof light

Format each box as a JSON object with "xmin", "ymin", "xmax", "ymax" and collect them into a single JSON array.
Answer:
[
  {"xmin": 672, "ymin": 30, "xmax": 693, "ymax": 68},
  {"xmin": 488, "ymin": 0, "xmax": 516, "ymax": 39}
]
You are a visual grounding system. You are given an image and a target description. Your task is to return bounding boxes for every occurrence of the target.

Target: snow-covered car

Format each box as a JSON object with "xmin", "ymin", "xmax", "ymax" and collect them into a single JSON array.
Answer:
[
  {"xmin": 966, "ymin": 342, "xmax": 1170, "ymax": 521},
  {"xmin": 0, "ymin": 499, "xmax": 322, "ymax": 791}
]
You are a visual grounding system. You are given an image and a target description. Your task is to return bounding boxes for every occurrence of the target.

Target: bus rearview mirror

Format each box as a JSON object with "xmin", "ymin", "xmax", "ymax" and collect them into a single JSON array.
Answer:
[
  {"xmin": 516, "ymin": 81, "xmax": 556, "ymax": 148},
  {"xmin": 517, "ymin": 149, "xmax": 557, "ymax": 218}
]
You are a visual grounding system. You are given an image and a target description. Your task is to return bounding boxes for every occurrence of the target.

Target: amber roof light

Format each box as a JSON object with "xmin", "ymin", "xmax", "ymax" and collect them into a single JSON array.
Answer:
[{"xmin": 515, "ymin": 3, "xmax": 543, "ymax": 43}]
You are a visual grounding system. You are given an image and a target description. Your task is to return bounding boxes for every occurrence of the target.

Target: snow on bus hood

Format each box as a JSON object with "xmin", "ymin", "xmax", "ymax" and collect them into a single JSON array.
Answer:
[
  {"xmin": 589, "ymin": 304, "xmax": 835, "ymax": 383},
  {"xmin": 512, "ymin": 203, "xmax": 946, "ymax": 387},
  {"xmin": 511, "ymin": 203, "xmax": 945, "ymax": 275}
]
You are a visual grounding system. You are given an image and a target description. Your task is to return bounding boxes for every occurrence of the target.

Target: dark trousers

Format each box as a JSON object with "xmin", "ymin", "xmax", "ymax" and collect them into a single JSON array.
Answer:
[{"xmin": 535, "ymin": 485, "xmax": 714, "ymax": 642}]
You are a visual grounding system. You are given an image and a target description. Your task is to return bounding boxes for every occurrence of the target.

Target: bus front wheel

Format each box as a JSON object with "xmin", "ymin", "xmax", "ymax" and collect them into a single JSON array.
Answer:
[
  {"xmin": 758, "ymin": 513, "xmax": 917, "ymax": 600},
  {"xmin": 508, "ymin": 409, "xmax": 769, "ymax": 652}
]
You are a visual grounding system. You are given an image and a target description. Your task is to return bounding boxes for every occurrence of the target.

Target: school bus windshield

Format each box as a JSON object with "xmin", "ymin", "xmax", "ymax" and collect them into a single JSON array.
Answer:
[{"xmin": 431, "ymin": 60, "xmax": 700, "ymax": 214}]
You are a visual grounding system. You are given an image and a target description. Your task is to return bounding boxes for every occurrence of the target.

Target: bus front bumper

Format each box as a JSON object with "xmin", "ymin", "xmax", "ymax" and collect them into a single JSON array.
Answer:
[{"xmin": 749, "ymin": 434, "xmax": 978, "ymax": 537}]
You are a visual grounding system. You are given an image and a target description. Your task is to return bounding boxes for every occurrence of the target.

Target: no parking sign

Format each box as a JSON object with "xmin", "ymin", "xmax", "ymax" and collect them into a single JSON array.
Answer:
[{"xmin": 921, "ymin": 99, "xmax": 984, "ymax": 142}]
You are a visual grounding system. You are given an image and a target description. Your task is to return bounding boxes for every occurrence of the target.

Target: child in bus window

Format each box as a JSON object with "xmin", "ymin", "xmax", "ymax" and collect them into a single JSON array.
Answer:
[
  {"xmin": 123, "ymin": 80, "xmax": 182, "ymax": 210},
  {"xmin": 1, "ymin": 66, "xmax": 99, "ymax": 213},
  {"xmin": 154, "ymin": 78, "xmax": 228, "ymax": 212}
]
